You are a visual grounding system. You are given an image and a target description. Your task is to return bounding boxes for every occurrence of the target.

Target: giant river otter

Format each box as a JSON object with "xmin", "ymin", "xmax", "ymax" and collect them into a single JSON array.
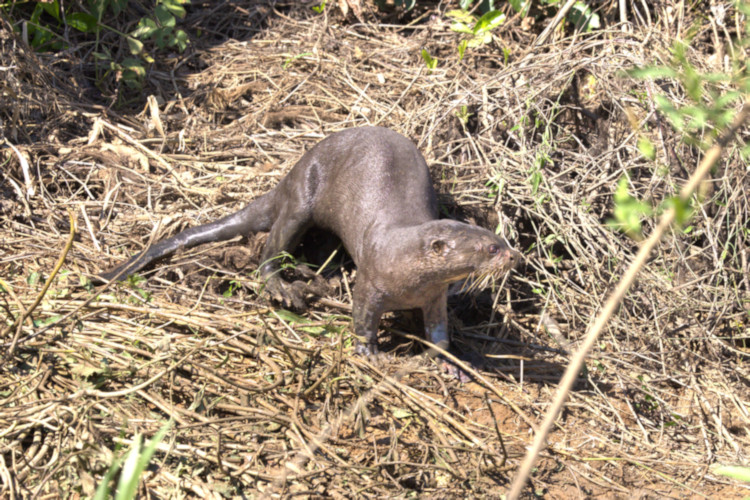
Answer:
[{"xmin": 100, "ymin": 127, "xmax": 518, "ymax": 374}]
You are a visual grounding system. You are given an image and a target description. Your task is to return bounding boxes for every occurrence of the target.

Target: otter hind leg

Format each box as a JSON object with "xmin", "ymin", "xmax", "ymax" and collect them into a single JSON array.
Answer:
[{"xmin": 258, "ymin": 210, "xmax": 314, "ymax": 310}]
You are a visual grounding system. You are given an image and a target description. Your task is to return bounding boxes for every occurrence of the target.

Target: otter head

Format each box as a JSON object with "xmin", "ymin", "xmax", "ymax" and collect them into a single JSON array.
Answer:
[{"xmin": 419, "ymin": 220, "xmax": 519, "ymax": 289}]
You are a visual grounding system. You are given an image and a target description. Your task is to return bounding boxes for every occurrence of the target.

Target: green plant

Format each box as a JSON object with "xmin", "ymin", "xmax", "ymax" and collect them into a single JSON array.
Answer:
[
  {"xmin": 94, "ymin": 422, "xmax": 172, "ymax": 500},
  {"xmin": 568, "ymin": 1, "xmax": 600, "ymax": 32},
  {"xmin": 459, "ymin": 0, "xmax": 515, "ymax": 15},
  {"xmin": 607, "ymin": 176, "xmax": 653, "ymax": 239},
  {"xmin": 455, "ymin": 105, "xmax": 473, "ymax": 126},
  {"xmin": 461, "ymin": 0, "xmax": 599, "ymax": 31},
  {"xmin": 125, "ymin": 274, "xmax": 152, "ymax": 302},
  {"xmin": 283, "ymin": 52, "xmax": 313, "ymax": 69},
  {"xmin": 615, "ymin": 3, "xmax": 750, "ymax": 240},
  {"xmin": 7, "ymin": 0, "xmax": 123, "ymax": 51},
  {"xmin": 312, "ymin": 1, "xmax": 326, "ymax": 13},
  {"xmin": 421, "ymin": 49, "xmax": 437, "ymax": 70},
  {"xmin": 3, "ymin": 0, "xmax": 190, "ymax": 90},
  {"xmin": 222, "ymin": 279, "xmax": 242, "ymax": 298},
  {"xmin": 446, "ymin": 9, "xmax": 505, "ymax": 59},
  {"xmin": 711, "ymin": 465, "xmax": 750, "ymax": 483},
  {"xmin": 130, "ymin": 0, "xmax": 189, "ymax": 52},
  {"xmin": 629, "ymin": 36, "xmax": 749, "ymax": 150},
  {"xmin": 124, "ymin": 0, "xmax": 189, "ymax": 86}
]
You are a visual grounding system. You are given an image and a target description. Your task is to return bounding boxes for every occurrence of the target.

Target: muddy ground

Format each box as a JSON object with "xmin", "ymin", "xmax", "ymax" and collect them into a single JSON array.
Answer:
[{"xmin": 1, "ymin": 1, "xmax": 749, "ymax": 498}]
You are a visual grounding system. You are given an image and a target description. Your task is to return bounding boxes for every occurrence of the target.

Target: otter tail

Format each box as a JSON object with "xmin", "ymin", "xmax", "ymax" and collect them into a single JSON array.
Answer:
[{"xmin": 97, "ymin": 192, "xmax": 276, "ymax": 282}]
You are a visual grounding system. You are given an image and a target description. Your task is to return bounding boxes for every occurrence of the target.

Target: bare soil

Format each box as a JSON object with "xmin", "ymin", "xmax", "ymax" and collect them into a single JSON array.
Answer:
[{"xmin": 1, "ymin": 1, "xmax": 749, "ymax": 498}]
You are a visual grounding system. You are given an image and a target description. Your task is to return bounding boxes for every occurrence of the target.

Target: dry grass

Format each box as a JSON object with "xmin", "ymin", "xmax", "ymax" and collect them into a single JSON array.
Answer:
[{"xmin": 1, "ymin": 1, "xmax": 749, "ymax": 498}]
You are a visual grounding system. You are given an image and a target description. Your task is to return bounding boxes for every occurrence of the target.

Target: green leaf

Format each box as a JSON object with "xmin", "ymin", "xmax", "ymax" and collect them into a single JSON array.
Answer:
[
  {"xmin": 274, "ymin": 309, "xmax": 311, "ymax": 324},
  {"xmin": 472, "ymin": 10, "xmax": 505, "ymax": 35},
  {"xmin": 155, "ymin": 27, "xmax": 175, "ymax": 49},
  {"xmin": 155, "ymin": 5, "xmax": 176, "ymax": 27},
  {"xmin": 446, "ymin": 9, "xmax": 476, "ymax": 24},
  {"xmin": 714, "ymin": 90, "xmax": 742, "ymax": 108},
  {"xmin": 110, "ymin": 0, "xmax": 129, "ymax": 17},
  {"xmin": 66, "ymin": 12, "xmax": 99, "ymax": 33},
  {"xmin": 627, "ymin": 66, "xmax": 678, "ymax": 79},
  {"xmin": 569, "ymin": 2, "xmax": 600, "ymax": 32},
  {"xmin": 609, "ymin": 175, "xmax": 653, "ymax": 237},
  {"xmin": 33, "ymin": 315, "xmax": 62, "ymax": 327},
  {"xmin": 312, "ymin": 0, "xmax": 326, "ymax": 13},
  {"xmin": 450, "ymin": 22, "xmax": 475, "ymax": 35},
  {"xmin": 421, "ymin": 49, "xmax": 437, "ymax": 70},
  {"xmin": 94, "ymin": 455, "xmax": 124, "ymax": 500},
  {"xmin": 508, "ymin": 0, "xmax": 529, "ymax": 16},
  {"xmin": 391, "ymin": 407, "xmax": 414, "ymax": 419},
  {"xmin": 162, "ymin": 0, "xmax": 187, "ymax": 18},
  {"xmin": 702, "ymin": 72, "xmax": 731, "ymax": 83},
  {"xmin": 637, "ymin": 136, "xmax": 655, "ymax": 160},
  {"xmin": 711, "ymin": 465, "xmax": 750, "ymax": 483},
  {"xmin": 663, "ymin": 196, "xmax": 693, "ymax": 226},
  {"xmin": 529, "ymin": 168, "xmax": 542, "ymax": 195},
  {"xmin": 132, "ymin": 18, "xmax": 159, "ymax": 39},
  {"xmin": 40, "ymin": 0, "xmax": 61, "ymax": 21},
  {"xmin": 684, "ymin": 65, "xmax": 703, "ymax": 102},
  {"xmin": 173, "ymin": 29, "xmax": 189, "ymax": 52},
  {"xmin": 459, "ymin": 0, "xmax": 474, "ymax": 9},
  {"xmin": 282, "ymin": 51, "xmax": 313, "ymax": 69},
  {"xmin": 115, "ymin": 423, "xmax": 172, "ymax": 500},
  {"xmin": 467, "ymin": 31, "xmax": 492, "ymax": 48},
  {"xmin": 654, "ymin": 95, "xmax": 684, "ymax": 131},
  {"xmin": 30, "ymin": 3, "xmax": 41, "ymax": 23},
  {"xmin": 301, "ymin": 325, "xmax": 326, "ymax": 335},
  {"xmin": 122, "ymin": 58, "xmax": 146, "ymax": 78},
  {"xmin": 126, "ymin": 36, "xmax": 144, "ymax": 55},
  {"xmin": 682, "ymin": 105, "xmax": 708, "ymax": 130},
  {"xmin": 458, "ymin": 39, "xmax": 468, "ymax": 60},
  {"xmin": 479, "ymin": 0, "xmax": 495, "ymax": 13}
]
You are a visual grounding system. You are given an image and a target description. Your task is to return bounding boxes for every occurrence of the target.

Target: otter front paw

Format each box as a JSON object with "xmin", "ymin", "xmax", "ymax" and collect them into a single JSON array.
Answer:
[
  {"xmin": 354, "ymin": 340, "xmax": 379, "ymax": 357},
  {"xmin": 353, "ymin": 339, "xmax": 393, "ymax": 365},
  {"xmin": 264, "ymin": 276, "xmax": 308, "ymax": 311}
]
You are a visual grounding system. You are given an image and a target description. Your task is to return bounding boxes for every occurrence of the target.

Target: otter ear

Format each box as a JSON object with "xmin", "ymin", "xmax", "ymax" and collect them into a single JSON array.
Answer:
[{"xmin": 431, "ymin": 239, "xmax": 447, "ymax": 255}]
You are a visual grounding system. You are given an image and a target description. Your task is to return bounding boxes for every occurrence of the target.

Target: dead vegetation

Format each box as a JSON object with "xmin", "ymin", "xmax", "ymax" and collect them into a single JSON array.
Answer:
[{"xmin": 1, "ymin": 1, "xmax": 749, "ymax": 498}]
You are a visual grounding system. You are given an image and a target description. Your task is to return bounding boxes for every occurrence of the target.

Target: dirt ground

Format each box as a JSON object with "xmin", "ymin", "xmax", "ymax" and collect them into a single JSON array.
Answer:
[{"xmin": 1, "ymin": 1, "xmax": 749, "ymax": 498}]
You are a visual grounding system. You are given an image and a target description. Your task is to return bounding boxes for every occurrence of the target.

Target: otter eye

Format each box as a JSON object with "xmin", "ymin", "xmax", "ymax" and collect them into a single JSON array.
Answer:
[
  {"xmin": 431, "ymin": 240, "xmax": 446, "ymax": 255},
  {"xmin": 488, "ymin": 244, "xmax": 500, "ymax": 255}
]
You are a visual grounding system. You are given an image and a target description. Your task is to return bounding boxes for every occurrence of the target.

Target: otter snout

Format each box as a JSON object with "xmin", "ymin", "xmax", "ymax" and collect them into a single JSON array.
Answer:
[{"xmin": 490, "ymin": 245, "xmax": 521, "ymax": 273}]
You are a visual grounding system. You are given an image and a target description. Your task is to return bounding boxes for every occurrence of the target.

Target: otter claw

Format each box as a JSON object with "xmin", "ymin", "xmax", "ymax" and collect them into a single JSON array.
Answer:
[
  {"xmin": 264, "ymin": 277, "xmax": 307, "ymax": 311},
  {"xmin": 354, "ymin": 341, "xmax": 393, "ymax": 365},
  {"xmin": 354, "ymin": 340, "xmax": 379, "ymax": 357}
]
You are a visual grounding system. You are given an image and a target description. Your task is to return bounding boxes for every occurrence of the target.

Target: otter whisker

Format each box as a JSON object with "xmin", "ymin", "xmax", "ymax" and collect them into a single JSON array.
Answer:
[{"xmin": 459, "ymin": 268, "xmax": 498, "ymax": 294}]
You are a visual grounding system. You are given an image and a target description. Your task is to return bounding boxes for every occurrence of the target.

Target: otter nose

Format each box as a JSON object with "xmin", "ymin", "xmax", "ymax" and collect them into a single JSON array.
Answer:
[
  {"xmin": 498, "ymin": 247, "xmax": 521, "ymax": 269},
  {"xmin": 503, "ymin": 248, "xmax": 521, "ymax": 268}
]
